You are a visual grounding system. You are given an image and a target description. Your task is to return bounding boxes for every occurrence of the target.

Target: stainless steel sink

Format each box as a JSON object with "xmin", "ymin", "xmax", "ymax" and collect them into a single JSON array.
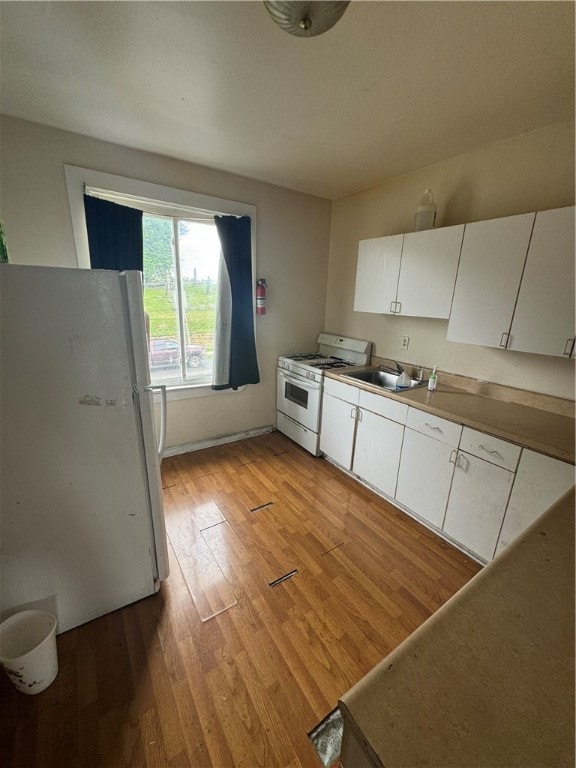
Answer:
[{"xmin": 343, "ymin": 367, "xmax": 427, "ymax": 392}]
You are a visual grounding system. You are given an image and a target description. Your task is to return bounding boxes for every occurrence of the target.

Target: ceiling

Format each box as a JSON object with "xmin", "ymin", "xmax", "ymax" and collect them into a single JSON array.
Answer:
[{"xmin": 0, "ymin": 1, "xmax": 573, "ymax": 200}]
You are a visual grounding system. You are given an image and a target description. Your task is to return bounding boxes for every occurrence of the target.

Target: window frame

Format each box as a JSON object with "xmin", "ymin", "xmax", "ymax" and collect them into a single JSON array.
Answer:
[{"xmin": 65, "ymin": 165, "xmax": 257, "ymax": 398}]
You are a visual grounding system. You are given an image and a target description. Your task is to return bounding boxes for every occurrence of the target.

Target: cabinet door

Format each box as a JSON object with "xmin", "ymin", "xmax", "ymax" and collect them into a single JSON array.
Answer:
[
  {"xmin": 319, "ymin": 393, "xmax": 357, "ymax": 470},
  {"xmin": 508, "ymin": 206, "xmax": 575, "ymax": 357},
  {"xmin": 395, "ymin": 429, "xmax": 456, "ymax": 528},
  {"xmin": 443, "ymin": 452, "xmax": 514, "ymax": 561},
  {"xmin": 353, "ymin": 235, "xmax": 403, "ymax": 314},
  {"xmin": 447, "ymin": 213, "xmax": 535, "ymax": 348},
  {"xmin": 396, "ymin": 225, "xmax": 464, "ymax": 318},
  {"xmin": 352, "ymin": 409, "xmax": 404, "ymax": 498},
  {"xmin": 495, "ymin": 450, "xmax": 574, "ymax": 556}
]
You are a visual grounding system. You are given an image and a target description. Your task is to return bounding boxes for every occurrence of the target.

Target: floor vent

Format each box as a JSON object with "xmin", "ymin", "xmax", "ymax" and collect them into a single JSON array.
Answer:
[
  {"xmin": 321, "ymin": 542, "xmax": 344, "ymax": 556},
  {"xmin": 250, "ymin": 501, "xmax": 273, "ymax": 513},
  {"xmin": 269, "ymin": 569, "xmax": 298, "ymax": 587}
]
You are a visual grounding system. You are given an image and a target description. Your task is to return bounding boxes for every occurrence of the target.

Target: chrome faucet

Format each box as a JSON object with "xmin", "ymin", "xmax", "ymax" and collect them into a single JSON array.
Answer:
[{"xmin": 394, "ymin": 361, "xmax": 404, "ymax": 374}]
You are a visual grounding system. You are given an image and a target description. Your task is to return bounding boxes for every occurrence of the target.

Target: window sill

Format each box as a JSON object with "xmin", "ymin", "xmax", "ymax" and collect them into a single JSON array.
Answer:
[{"xmin": 152, "ymin": 383, "xmax": 245, "ymax": 402}]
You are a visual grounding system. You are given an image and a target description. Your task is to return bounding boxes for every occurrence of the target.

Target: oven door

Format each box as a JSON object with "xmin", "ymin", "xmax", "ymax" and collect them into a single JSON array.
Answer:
[{"xmin": 277, "ymin": 368, "xmax": 322, "ymax": 433}]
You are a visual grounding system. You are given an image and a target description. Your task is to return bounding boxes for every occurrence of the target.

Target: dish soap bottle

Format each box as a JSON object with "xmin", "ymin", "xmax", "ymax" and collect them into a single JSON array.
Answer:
[
  {"xmin": 427, "ymin": 366, "xmax": 438, "ymax": 391},
  {"xmin": 414, "ymin": 189, "xmax": 437, "ymax": 231}
]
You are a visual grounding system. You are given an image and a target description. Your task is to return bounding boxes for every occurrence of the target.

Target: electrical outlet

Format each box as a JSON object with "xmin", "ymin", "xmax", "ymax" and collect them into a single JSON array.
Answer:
[{"xmin": 401, "ymin": 336, "xmax": 409, "ymax": 350}]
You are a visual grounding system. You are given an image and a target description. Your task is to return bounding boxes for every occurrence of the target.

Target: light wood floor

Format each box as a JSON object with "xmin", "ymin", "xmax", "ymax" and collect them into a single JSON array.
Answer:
[{"xmin": 1, "ymin": 432, "xmax": 481, "ymax": 767}]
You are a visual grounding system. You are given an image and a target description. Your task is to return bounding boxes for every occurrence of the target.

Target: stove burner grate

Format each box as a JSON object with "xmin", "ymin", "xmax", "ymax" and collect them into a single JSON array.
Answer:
[{"xmin": 287, "ymin": 353, "xmax": 328, "ymax": 361}]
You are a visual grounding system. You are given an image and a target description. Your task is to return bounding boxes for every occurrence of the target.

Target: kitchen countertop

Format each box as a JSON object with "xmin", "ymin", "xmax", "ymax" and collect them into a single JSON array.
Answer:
[
  {"xmin": 326, "ymin": 368, "xmax": 575, "ymax": 464},
  {"xmin": 339, "ymin": 486, "xmax": 575, "ymax": 768}
]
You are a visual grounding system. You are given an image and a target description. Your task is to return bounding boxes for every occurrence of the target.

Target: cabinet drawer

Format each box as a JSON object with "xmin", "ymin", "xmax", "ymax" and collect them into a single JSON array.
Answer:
[
  {"xmin": 323, "ymin": 377, "xmax": 360, "ymax": 405},
  {"xmin": 406, "ymin": 407, "xmax": 462, "ymax": 447},
  {"xmin": 358, "ymin": 389, "xmax": 408, "ymax": 424},
  {"xmin": 460, "ymin": 427, "xmax": 521, "ymax": 471}
]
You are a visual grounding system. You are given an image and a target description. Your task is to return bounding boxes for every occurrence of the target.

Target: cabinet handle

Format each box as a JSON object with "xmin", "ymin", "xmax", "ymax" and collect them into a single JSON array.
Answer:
[
  {"xmin": 499, "ymin": 332, "xmax": 509, "ymax": 349},
  {"xmin": 424, "ymin": 422, "xmax": 442, "ymax": 433},
  {"xmin": 449, "ymin": 450, "xmax": 457, "ymax": 465},
  {"xmin": 478, "ymin": 444, "xmax": 503, "ymax": 460},
  {"xmin": 352, "ymin": 407, "xmax": 361, "ymax": 421},
  {"xmin": 563, "ymin": 338, "xmax": 575, "ymax": 356},
  {"xmin": 395, "ymin": 301, "xmax": 402, "ymax": 314},
  {"xmin": 389, "ymin": 301, "xmax": 396, "ymax": 314},
  {"xmin": 456, "ymin": 453, "xmax": 468, "ymax": 470}
]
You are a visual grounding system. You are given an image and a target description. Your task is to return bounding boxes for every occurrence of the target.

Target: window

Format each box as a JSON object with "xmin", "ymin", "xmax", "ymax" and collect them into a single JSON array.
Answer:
[
  {"xmin": 142, "ymin": 213, "xmax": 221, "ymax": 387},
  {"xmin": 65, "ymin": 166, "xmax": 257, "ymax": 395}
]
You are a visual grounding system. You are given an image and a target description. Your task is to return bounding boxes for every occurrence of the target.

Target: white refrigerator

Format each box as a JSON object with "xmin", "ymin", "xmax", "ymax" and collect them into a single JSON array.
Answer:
[{"xmin": 0, "ymin": 264, "xmax": 169, "ymax": 633}]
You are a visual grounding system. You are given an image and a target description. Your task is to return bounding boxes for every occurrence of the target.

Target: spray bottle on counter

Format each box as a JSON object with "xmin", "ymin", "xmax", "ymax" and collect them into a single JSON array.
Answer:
[{"xmin": 427, "ymin": 366, "xmax": 438, "ymax": 391}]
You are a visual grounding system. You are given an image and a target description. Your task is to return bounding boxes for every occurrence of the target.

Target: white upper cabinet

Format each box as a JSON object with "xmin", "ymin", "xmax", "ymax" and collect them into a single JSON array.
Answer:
[
  {"xmin": 354, "ymin": 235, "xmax": 403, "ymax": 314},
  {"xmin": 507, "ymin": 206, "xmax": 575, "ymax": 357},
  {"xmin": 354, "ymin": 226, "xmax": 464, "ymax": 318},
  {"xmin": 396, "ymin": 225, "xmax": 464, "ymax": 318},
  {"xmin": 447, "ymin": 213, "xmax": 535, "ymax": 348}
]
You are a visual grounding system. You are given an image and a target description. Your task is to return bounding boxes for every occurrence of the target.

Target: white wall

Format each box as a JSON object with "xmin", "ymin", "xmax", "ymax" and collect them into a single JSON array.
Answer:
[
  {"xmin": 2, "ymin": 115, "xmax": 573, "ymax": 453},
  {"xmin": 0, "ymin": 116, "xmax": 332, "ymax": 449},
  {"xmin": 326, "ymin": 121, "xmax": 575, "ymax": 400}
]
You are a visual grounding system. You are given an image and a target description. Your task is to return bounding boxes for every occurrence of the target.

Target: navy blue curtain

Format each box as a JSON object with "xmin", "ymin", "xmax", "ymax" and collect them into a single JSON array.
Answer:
[
  {"xmin": 83, "ymin": 195, "xmax": 143, "ymax": 270},
  {"xmin": 213, "ymin": 215, "xmax": 260, "ymax": 390}
]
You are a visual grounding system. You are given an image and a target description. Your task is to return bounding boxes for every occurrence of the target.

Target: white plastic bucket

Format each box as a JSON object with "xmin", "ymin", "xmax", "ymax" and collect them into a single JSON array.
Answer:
[{"xmin": 0, "ymin": 610, "xmax": 58, "ymax": 694}]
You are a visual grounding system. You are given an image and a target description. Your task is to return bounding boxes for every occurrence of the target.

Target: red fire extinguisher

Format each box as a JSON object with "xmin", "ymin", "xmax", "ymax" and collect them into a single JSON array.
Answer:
[{"xmin": 256, "ymin": 279, "xmax": 267, "ymax": 315}]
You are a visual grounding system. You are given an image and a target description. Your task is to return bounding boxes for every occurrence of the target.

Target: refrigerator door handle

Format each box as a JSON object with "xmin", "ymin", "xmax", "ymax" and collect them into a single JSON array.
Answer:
[{"xmin": 145, "ymin": 385, "xmax": 167, "ymax": 457}]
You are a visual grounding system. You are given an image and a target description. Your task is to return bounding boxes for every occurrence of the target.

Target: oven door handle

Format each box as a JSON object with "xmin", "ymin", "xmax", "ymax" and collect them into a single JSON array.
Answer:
[{"xmin": 280, "ymin": 371, "xmax": 321, "ymax": 391}]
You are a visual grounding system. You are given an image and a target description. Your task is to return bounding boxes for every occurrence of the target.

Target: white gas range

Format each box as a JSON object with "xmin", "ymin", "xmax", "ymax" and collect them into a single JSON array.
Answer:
[{"xmin": 276, "ymin": 333, "xmax": 372, "ymax": 455}]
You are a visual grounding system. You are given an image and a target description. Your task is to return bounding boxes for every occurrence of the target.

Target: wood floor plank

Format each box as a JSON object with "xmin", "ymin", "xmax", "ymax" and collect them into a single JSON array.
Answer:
[
  {"xmin": 136, "ymin": 613, "xmax": 187, "ymax": 762},
  {"xmin": 164, "ymin": 488, "xmax": 237, "ymax": 621},
  {"xmin": 233, "ymin": 648, "xmax": 304, "ymax": 765},
  {"xmin": 177, "ymin": 636, "xmax": 235, "ymax": 767},
  {"xmin": 1, "ymin": 432, "xmax": 481, "ymax": 767}
]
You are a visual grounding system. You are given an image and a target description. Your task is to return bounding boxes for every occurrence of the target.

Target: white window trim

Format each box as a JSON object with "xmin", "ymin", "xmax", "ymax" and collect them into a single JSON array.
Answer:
[{"xmin": 64, "ymin": 165, "xmax": 257, "ymax": 399}]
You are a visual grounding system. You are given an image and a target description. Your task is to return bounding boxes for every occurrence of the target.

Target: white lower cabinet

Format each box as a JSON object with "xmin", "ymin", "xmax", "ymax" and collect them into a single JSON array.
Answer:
[
  {"xmin": 495, "ymin": 450, "xmax": 575, "ymax": 556},
  {"xmin": 319, "ymin": 381, "xmax": 574, "ymax": 565},
  {"xmin": 442, "ymin": 427, "xmax": 520, "ymax": 561},
  {"xmin": 443, "ymin": 452, "xmax": 515, "ymax": 561},
  {"xmin": 352, "ymin": 390, "xmax": 408, "ymax": 497},
  {"xmin": 396, "ymin": 431, "xmax": 456, "ymax": 529},
  {"xmin": 353, "ymin": 409, "xmax": 405, "ymax": 498},
  {"xmin": 319, "ymin": 380, "xmax": 360, "ymax": 470}
]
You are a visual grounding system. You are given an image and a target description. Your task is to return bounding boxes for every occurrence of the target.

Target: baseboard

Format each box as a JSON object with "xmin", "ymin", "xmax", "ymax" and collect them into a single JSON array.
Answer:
[{"xmin": 162, "ymin": 425, "xmax": 275, "ymax": 457}]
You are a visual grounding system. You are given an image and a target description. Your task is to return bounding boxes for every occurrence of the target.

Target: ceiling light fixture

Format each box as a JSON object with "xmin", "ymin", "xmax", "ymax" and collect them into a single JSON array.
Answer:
[{"xmin": 263, "ymin": 1, "xmax": 350, "ymax": 37}]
